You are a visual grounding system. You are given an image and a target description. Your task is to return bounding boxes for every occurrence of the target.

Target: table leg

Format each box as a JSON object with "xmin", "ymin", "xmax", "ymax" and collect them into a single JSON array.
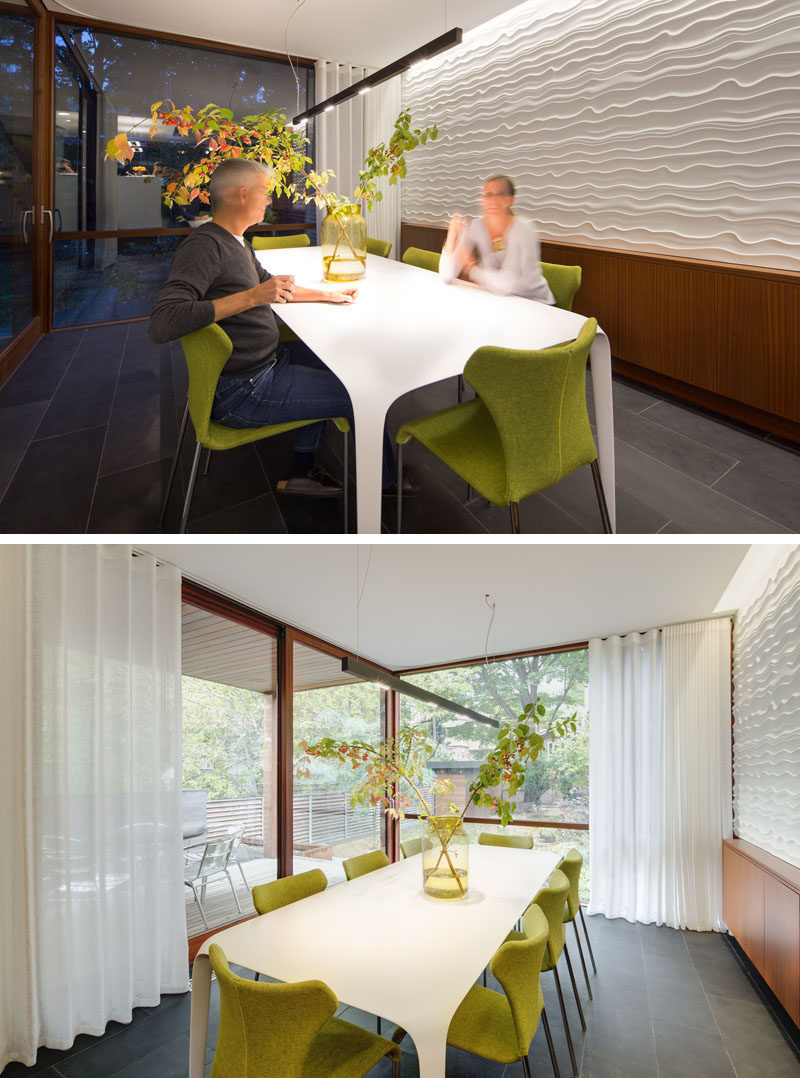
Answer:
[
  {"xmin": 189, "ymin": 954, "xmax": 211, "ymax": 1078},
  {"xmin": 414, "ymin": 1033, "xmax": 448, "ymax": 1078},
  {"xmin": 589, "ymin": 335, "xmax": 617, "ymax": 532},
  {"xmin": 353, "ymin": 407, "xmax": 388, "ymax": 534}
]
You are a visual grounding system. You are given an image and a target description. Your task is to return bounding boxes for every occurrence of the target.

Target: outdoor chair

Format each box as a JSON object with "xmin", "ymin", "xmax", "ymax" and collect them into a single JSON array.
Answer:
[
  {"xmin": 184, "ymin": 834, "xmax": 242, "ymax": 931},
  {"xmin": 395, "ymin": 318, "xmax": 612, "ymax": 534},
  {"xmin": 159, "ymin": 323, "xmax": 350, "ymax": 533},
  {"xmin": 208, "ymin": 943, "xmax": 401, "ymax": 1078}
]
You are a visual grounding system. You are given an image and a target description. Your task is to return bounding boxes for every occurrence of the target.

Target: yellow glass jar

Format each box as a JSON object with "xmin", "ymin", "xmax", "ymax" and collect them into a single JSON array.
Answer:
[
  {"xmin": 321, "ymin": 204, "xmax": 367, "ymax": 282},
  {"xmin": 421, "ymin": 815, "xmax": 469, "ymax": 900}
]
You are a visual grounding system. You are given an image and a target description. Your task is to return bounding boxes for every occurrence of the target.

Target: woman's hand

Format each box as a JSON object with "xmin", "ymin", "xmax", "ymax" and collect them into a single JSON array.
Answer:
[
  {"xmin": 444, "ymin": 214, "xmax": 468, "ymax": 251},
  {"xmin": 325, "ymin": 288, "xmax": 358, "ymax": 304}
]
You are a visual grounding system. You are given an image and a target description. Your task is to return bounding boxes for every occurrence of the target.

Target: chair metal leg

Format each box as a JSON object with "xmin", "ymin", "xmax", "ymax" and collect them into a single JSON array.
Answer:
[
  {"xmin": 391, "ymin": 1056, "xmax": 400, "ymax": 1078},
  {"xmin": 187, "ymin": 882, "xmax": 209, "ymax": 930},
  {"xmin": 225, "ymin": 869, "xmax": 243, "ymax": 913},
  {"xmin": 573, "ymin": 919, "xmax": 593, "ymax": 999},
  {"xmin": 159, "ymin": 400, "xmax": 189, "ymax": 530},
  {"xmin": 377, "ymin": 1017, "xmax": 381, "ymax": 1035},
  {"xmin": 579, "ymin": 907, "xmax": 597, "ymax": 973},
  {"xmin": 482, "ymin": 968, "xmax": 487, "ymax": 987},
  {"xmin": 522, "ymin": 1055, "xmax": 532, "ymax": 1077},
  {"xmin": 564, "ymin": 943, "xmax": 586, "ymax": 1031},
  {"xmin": 541, "ymin": 1007, "xmax": 561, "ymax": 1078},
  {"xmin": 590, "ymin": 460, "xmax": 612, "ymax": 533},
  {"xmin": 179, "ymin": 442, "xmax": 204, "ymax": 533},
  {"xmin": 552, "ymin": 966, "xmax": 579, "ymax": 1077},
  {"xmin": 457, "ymin": 373, "xmax": 464, "ymax": 403},
  {"xmin": 510, "ymin": 501, "xmax": 521, "ymax": 533},
  {"xmin": 202, "ymin": 447, "xmax": 212, "ymax": 477},
  {"xmin": 342, "ymin": 428, "xmax": 349, "ymax": 534},
  {"xmin": 233, "ymin": 858, "xmax": 248, "ymax": 891},
  {"xmin": 396, "ymin": 444, "xmax": 403, "ymax": 533}
]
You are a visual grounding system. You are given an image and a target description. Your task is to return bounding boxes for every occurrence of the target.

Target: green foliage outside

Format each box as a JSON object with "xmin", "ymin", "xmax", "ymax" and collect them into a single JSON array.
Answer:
[{"xmin": 182, "ymin": 677, "xmax": 267, "ymax": 799}]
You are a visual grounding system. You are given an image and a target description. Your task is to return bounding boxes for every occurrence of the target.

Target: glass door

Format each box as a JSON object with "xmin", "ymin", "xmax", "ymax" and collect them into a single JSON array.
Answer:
[{"xmin": 0, "ymin": 0, "xmax": 40, "ymax": 362}]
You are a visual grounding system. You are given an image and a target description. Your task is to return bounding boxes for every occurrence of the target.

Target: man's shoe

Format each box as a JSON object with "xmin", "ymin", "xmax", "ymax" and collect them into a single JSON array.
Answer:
[
  {"xmin": 276, "ymin": 463, "xmax": 343, "ymax": 497},
  {"xmin": 383, "ymin": 466, "xmax": 421, "ymax": 497}
]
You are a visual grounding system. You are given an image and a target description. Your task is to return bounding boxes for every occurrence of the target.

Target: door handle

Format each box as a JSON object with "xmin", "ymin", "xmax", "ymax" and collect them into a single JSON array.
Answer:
[
  {"xmin": 40, "ymin": 206, "xmax": 54, "ymax": 243},
  {"xmin": 21, "ymin": 208, "xmax": 33, "ymax": 242}
]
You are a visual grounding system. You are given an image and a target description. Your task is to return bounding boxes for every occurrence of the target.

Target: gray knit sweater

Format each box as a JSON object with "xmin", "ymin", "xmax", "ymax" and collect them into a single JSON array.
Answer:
[{"xmin": 149, "ymin": 223, "xmax": 280, "ymax": 376}]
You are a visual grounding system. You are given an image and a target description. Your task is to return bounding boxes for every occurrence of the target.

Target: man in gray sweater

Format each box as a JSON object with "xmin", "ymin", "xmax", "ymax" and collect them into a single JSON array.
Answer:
[{"xmin": 150, "ymin": 158, "xmax": 392, "ymax": 495}]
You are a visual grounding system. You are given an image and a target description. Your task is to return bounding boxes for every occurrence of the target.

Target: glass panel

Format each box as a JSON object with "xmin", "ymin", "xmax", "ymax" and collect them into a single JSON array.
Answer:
[
  {"xmin": 181, "ymin": 601, "xmax": 278, "ymax": 937},
  {"xmin": 403, "ymin": 649, "xmax": 590, "ymax": 826},
  {"xmin": 56, "ymin": 24, "xmax": 315, "ymax": 231},
  {"xmin": 0, "ymin": 4, "xmax": 35, "ymax": 349},
  {"xmin": 293, "ymin": 643, "xmax": 385, "ymax": 885},
  {"xmin": 52, "ymin": 234, "xmax": 183, "ymax": 326}
]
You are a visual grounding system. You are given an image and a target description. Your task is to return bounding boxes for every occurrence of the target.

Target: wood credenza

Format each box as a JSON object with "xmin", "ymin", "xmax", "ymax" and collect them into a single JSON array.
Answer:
[
  {"xmin": 400, "ymin": 222, "xmax": 800, "ymax": 443},
  {"xmin": 722, "ymin": 837, "xmax": 800, "ymax": 1026}
]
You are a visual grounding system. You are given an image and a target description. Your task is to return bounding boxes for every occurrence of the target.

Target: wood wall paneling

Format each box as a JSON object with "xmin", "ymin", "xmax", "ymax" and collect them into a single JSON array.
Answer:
[
  {"xmin": 617, "ymin": 260, "xmax": 717, "ymax": 390},
  {"xmin": 541, "ymin": 243, "xmax": 620, "ymax": 355},
  {"xmin": 716, "ymin": 275, "xmax": 800, "ymax": 423},
  {"xmin": 723, "ymin": 842, "xmax": 765, "ymax": 973},
  {"xmin": 764, "ymin": 875, "xmax": 800, "ymax": 1026}
]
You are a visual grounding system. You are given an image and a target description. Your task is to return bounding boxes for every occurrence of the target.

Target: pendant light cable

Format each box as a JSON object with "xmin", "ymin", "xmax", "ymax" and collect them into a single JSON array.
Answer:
[{"xmin": 284, "ymin": 0, "xmax": 309, "ymax": 121}]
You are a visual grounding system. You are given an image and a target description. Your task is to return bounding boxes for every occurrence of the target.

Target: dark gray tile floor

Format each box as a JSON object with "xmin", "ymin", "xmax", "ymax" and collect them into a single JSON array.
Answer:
[
  {"xmin": 0, "ymin": 322, "xmax": 798, "ymax": 534},
  {"xmin": 2, "ymin": 917, "xmax": 798, "ymax": 1077}
]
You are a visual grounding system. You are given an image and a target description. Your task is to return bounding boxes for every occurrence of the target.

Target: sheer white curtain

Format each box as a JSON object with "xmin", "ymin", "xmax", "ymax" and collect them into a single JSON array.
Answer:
[
  {"xmin": 363, "ymin": 77, "xmax": 402, "ymax": 256},
  {"xmin": 0, "ymin": 545, "xmax": 187, "ymax": 1070},
  {"xmin": 588, "ymin": 618, "xmax": 732, "ymax": 931}
]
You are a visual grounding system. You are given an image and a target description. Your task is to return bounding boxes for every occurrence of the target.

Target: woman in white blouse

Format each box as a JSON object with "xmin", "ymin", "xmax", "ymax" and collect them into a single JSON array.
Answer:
[{"xmin": 439, "ymin": 175, "xmax": 555, "ymax": 304}]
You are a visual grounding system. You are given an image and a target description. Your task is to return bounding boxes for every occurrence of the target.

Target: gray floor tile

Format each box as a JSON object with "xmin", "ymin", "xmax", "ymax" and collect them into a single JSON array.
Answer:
[
  {"xmin": 712, "ymin": 458, "xmax": 800, "ymax": 531},
  {"xmin": 690, "ymin": 950, "xmax": 762, "ymax": 1003},
  {"xmin": 652, "ymin": 1018, "xmax": 735, "ymax": 1077},
  {"xmin": 613, "ymin": 406, "xmax": 736, "ymax": 485},
  {"xmin": 0, "ymin": 401, "xmax": 48, "ymax": 502},
  {"xmin": 708, "ymin": 993, "xmax": 800, "ymax": 1078}
]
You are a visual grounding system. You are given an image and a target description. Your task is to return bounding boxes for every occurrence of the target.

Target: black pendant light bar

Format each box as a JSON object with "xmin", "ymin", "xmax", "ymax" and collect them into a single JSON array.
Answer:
[
  {"xmin": 341, "ymin": 656, "xmax": 498, "ymax": 728},
  {"xmin": 293, "ymin": 27, "xmax": 463, "ymax": 125}
]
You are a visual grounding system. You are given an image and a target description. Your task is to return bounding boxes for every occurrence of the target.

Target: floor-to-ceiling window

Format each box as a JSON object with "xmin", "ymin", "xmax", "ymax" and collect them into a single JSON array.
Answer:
[
  {"xmin": 398, "ymin": 647, "xmax": 591, "ymax": 898},
  {"xmin": 49, "ymin": 20, "xmax": 315, "ymax": 328}
]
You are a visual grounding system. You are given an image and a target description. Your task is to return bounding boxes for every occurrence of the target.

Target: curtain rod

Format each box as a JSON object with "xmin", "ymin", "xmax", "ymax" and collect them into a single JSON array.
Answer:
[{"xmin": 597, "ymin": 610, "xmax": 734, "ymax": 642}]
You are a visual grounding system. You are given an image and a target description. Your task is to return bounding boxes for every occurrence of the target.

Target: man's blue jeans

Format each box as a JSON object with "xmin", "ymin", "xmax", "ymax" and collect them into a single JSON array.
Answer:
[{"xmin": 212, "ymin": 339, "xmax": 394, "ymax": 487}]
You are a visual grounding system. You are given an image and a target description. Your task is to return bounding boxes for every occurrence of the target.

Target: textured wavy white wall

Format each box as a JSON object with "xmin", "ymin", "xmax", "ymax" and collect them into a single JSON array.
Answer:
[
  {"xmin": 400, "ymin": 0, "xmax": 800, "ymax": 269},
  {"xmin": 733, "ymin": 546, "xmax": 800, "ymax": 867}
]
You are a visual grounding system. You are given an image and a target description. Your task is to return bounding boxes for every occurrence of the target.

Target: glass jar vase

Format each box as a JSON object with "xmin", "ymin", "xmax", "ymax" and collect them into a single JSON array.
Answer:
[
  {"xmin": 421, "ymin": 815, "xmax": 469, "ymax": 900},
  {"xmin": 321, "ymin": 204, "xmax": 367, "ymax": 282}
]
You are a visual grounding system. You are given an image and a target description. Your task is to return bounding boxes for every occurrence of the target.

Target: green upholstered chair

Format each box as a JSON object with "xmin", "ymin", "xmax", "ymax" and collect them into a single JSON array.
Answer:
[
  {"xmin": 507, "ymin": 868, "xmax": 582, "ymax": 1076},
  {"xmin": 342, "ymin": 849, "xmax": 389, "ymax": 881},
  {"xmin": 251, "ymin": 233, "xmax": 311, "ymax": 249},
  {"xmin": 541, "ymin": 262, "xmax": 582, "ymax": 311},
  {"xmin": 558, "ymin": 849, "xmax": 596, "ymax": 998},
  {"xmin": 250, "ymin": 869, "xmax": 328, "ymax": 982},
  {"xmin": 159, "ymin": 324, "xmax": 350, "ymax": 534},
  {"xmin": 447, "ymin": 904, "xmax": 559, "ymax": 1078},
  {"xmin": 478, "ymin": 832, "xmax": 535, "ymax": 850},
  {"xmin": 395, "ymin": 317, "xmax": 611, "ymax": 534},
  {"xmin": 208, "ymin": 943, "xmax": 401, "ymax": 1078},
  {"xmin": 400, "ymin": 836, "xmax": 423, "ymax": 859},
  {"xmin": 252, "ymin": 868, "xmax": 328, "ymax": 916},
  {"xmin": 401, "ymin": 246, "xmax": 441, "ymax": 273},
  {"xmin": 366, "ymin": 236, "xmax": 392, "ymax": 258}
]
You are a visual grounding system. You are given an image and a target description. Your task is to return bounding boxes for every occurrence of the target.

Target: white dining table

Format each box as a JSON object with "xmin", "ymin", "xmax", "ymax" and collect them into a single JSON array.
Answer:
[
  {"xmin": 256, "ymin": 245, "xmax": 616, "ymax": 534},
  {"xmin": 189, "ymin": 845, "xmax": 560, "ymax": 1078}
]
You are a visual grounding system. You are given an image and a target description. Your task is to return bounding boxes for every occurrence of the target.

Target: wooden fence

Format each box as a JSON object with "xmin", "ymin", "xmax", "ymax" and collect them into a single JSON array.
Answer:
[{"xmin": 206, "ymin": 790, "xmax": 380, "ymax": 849}]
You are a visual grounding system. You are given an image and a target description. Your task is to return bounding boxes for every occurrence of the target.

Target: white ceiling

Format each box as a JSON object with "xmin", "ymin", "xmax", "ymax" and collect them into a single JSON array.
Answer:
[
  {"xmin": 141, "ymin": 542, "xmax": 758, "ymax": 669},
  {"xmin": 47, "ymin": 0, "xmax": 526, "ymax": 69}
]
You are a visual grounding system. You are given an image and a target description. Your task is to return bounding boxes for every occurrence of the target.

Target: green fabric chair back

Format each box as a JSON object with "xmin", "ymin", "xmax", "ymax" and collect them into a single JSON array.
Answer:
[
  {"xmin": 541, "ymin": 262, "xmax": 581, "ymax": 311},
  {"xmin": 397, "ymin": 317, "xmax": 598, "ymax": 506},
  {"xmin": 558, "ymin": 848, "xmax": 583, "ymax": 922},
  {"xmin": 180, "ymin": 324, "xmax": 350, "ymax": 452},
  {"xmin": 366, "ymin": 236, "xmax": 392, "ymax": 258},
  {"xmin": 251, "ymin": 233, "xmax": 311, "ymax": 250},
  {"xmin": 490, "ymin": 904, "xmax": 550, "ymax": 1057},
  {"xmin": 209, "ymin": 942, "xmax": 337, "ymax": 1078},
  {"xmin": 342, "ymin": 849, "xmax": 389, "ymax": 880},
  {"xmin": 533, "ymin": 868, "xmax": 570, "ymax": 971},
  {"xmin": 401, "ymin": 246, "xmax": 441, "ymax": 273},
  {"xmin": 252, "ymin": 868, "xmax": 328, "ymax": 916},
  {"xmin": 400, "ymin": 836, "xmax": 423, "ymax": 858},
  {"xmin": 477, "ymin": 832, "xmax": 534, "ymax": 850}
]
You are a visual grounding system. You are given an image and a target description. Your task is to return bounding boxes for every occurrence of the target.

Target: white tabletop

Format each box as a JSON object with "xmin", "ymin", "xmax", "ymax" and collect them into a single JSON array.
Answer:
[
  {"xmin": 258, "ymin": 245, "xmax": 616, "ymax": 534},
  {"xmin": 189, "ymin": 845, "xmax": 560, "ymax": 1078}
]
